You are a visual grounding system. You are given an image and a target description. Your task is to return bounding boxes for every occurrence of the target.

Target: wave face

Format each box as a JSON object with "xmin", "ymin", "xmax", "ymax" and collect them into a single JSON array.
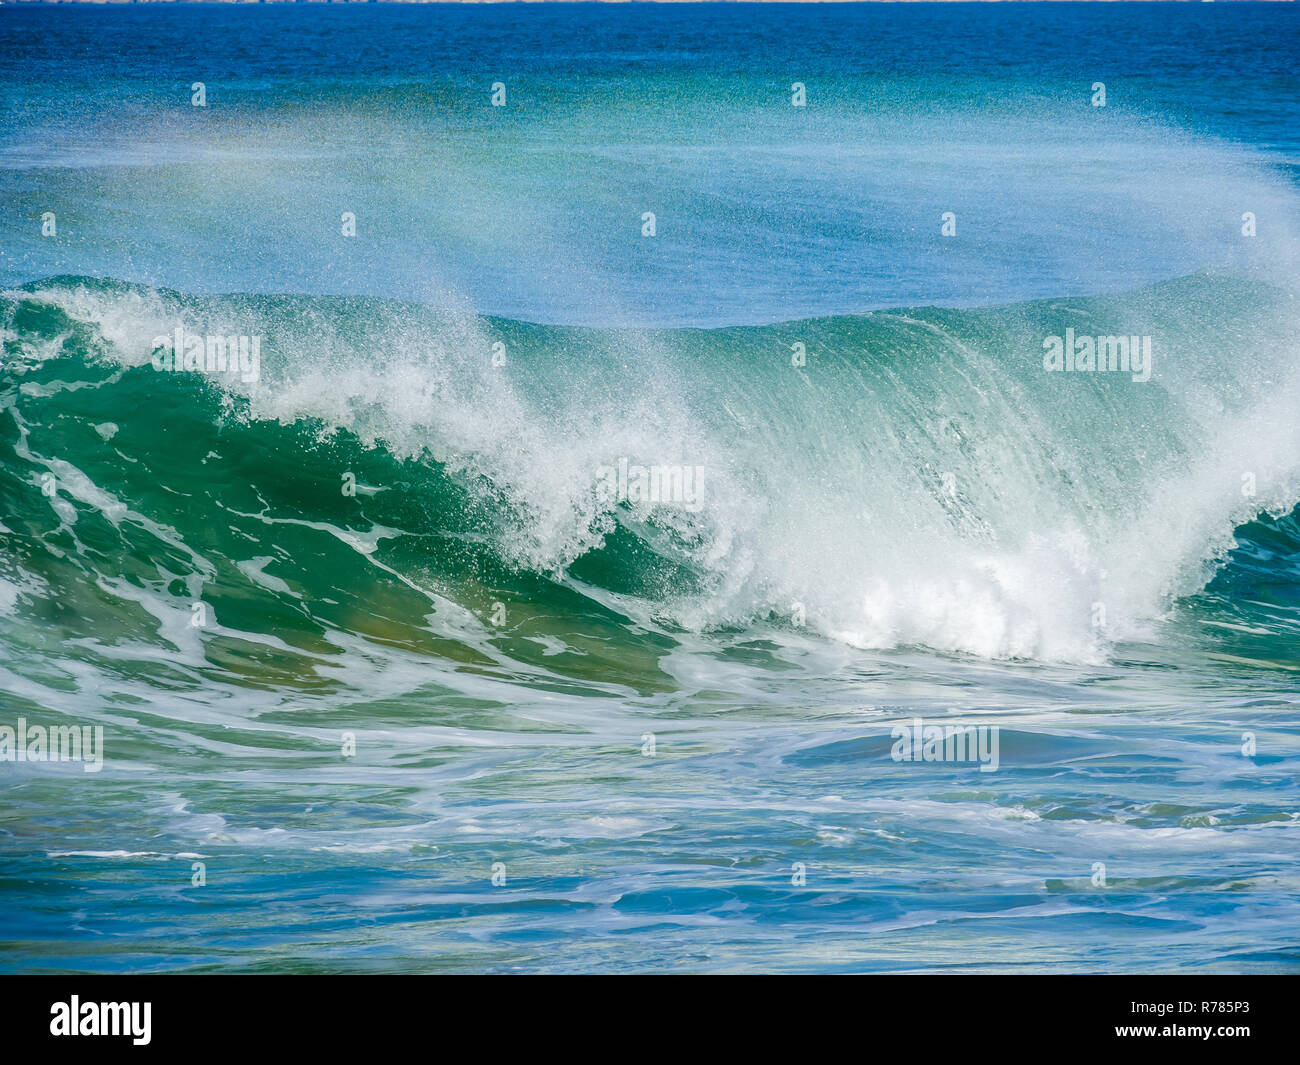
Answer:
[
  {"xmin": 4, "ymin": 274, "xmax": 1300, "ymax": 666},
  {"xmin": 3, "ymin": 4, "xmax": 1300, "ymax": 976}
]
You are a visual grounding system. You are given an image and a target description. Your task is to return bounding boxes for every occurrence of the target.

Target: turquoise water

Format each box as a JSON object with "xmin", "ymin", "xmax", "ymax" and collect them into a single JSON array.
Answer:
[{"xmin": 1, "ymin": 3, "xmax": 1299, "ymax": 973}]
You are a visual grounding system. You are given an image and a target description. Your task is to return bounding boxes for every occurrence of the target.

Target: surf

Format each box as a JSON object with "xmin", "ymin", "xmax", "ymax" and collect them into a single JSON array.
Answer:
[{"xmin": 3, "ymin": 270, "xmax": 1298, "ymax": 669}]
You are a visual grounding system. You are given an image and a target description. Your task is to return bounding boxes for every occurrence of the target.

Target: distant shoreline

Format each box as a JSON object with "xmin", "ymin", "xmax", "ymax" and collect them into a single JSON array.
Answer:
[{"xmin": 0, "ymin": 0, "xmax": 1282, "ymax": 7}]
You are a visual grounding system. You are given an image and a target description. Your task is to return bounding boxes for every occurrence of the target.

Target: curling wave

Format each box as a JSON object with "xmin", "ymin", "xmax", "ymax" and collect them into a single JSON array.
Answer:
[{"xmin": 2, "ymin": 271, "xmax": 1300, "ymax": 671}]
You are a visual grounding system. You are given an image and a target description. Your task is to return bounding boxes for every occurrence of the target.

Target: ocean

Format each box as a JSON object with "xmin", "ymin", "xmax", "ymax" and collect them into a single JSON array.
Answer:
[{"xmin": 1, "ymin": 2, "xmax": 1299, "ymax": 973}]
